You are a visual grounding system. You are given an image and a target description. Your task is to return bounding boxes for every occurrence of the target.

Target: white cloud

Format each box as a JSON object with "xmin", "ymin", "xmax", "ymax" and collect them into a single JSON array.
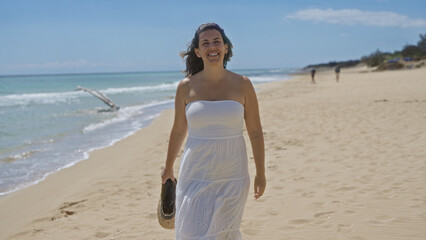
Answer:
[{"xmin": 286, "ymin": 8, "xmax": 426, "ymax": 27}]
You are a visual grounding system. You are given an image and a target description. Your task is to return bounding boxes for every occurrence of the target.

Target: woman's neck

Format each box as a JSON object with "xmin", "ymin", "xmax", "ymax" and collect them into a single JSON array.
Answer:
[{"xmin": 201, "ymin": 64, "xmax": 226, "ymax": 82}]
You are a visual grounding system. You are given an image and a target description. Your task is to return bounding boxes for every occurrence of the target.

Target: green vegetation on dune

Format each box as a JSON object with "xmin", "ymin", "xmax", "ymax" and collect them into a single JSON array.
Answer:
[{"xmin": 305, "ymin": 33, "xmax": 426, "ymax": 70}]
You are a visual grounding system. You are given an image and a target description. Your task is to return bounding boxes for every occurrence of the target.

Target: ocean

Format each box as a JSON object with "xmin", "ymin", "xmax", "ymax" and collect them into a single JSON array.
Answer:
[{"xmin": 0, "ymin": 68, "xmax": 294, "ymax": 196}]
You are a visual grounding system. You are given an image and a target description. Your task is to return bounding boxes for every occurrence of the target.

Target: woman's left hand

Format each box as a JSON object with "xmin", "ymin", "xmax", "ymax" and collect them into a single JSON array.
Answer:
[{"xmin": 254, "ymin": 174, "xmax": 266, "ymax": 199}]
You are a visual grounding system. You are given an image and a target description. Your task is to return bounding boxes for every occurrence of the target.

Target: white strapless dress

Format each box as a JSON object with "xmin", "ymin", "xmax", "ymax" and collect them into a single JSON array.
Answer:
[{"xmin": 175, "ymin": 100, "xmax": 250, "ymax": 240}]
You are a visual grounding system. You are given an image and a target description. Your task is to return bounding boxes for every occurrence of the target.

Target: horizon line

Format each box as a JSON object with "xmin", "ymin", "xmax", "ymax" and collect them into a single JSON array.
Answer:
[{"xmin": 0, "ymin": 67, "xmax": 300, "ymax": 78}]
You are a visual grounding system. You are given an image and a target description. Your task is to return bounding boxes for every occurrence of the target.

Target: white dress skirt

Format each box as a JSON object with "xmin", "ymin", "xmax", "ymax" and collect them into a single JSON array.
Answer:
[{"xmin": 175, "ymin": 100, "xmax": 250, "ymax": 240}]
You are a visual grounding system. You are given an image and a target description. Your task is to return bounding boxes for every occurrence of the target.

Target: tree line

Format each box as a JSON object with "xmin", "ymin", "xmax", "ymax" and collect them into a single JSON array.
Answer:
[{"xmin": 305, "ymin": 33, "xmax": 426, "ymax": 69}]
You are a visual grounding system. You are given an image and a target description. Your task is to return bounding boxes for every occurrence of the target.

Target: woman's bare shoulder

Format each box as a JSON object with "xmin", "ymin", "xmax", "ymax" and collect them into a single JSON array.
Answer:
[
  {"xmin": 179, "ymin": 76, "xmax": 191, "ymax": 85},
  {"xmin": 226, "ymin": 70, "xmax": 251, "ymax": 83},
  {"xmin": 176, "ymin": 77, "xmax": 192, "ymax": 101},
  {"xmin": 233, "ymin": 74, "xmax": 255, "ymax": 95},
  {"xmin": 180, "ymin": 72, "xmax": 203, "ymax": 87},
  {"xmin": 229, "ymin": 71, "xmax": 253, "ymax": 89}
]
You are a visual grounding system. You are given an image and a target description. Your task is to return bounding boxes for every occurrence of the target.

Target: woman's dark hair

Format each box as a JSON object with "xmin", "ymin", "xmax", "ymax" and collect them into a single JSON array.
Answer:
[{"xmin": 181, "ymin": 23, "xmax": 233, "ymax": 77}]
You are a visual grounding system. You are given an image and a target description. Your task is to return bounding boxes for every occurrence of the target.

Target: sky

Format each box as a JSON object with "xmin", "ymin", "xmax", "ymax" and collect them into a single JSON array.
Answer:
[{"xmin": 1, "ymin": 0, "xmax": 426, "ymax": 75}]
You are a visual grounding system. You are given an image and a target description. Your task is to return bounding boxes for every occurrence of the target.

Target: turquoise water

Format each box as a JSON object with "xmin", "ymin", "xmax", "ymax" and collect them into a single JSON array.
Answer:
[{"xmin": 0, "ymin": 69, "xmax": 293, "ymax": 196}]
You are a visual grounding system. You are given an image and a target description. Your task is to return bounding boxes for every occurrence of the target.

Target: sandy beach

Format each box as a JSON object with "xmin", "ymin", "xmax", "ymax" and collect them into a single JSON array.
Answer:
[{"xmin": 0, "ymin": 65, "xmax": 425, "ymax": 240}]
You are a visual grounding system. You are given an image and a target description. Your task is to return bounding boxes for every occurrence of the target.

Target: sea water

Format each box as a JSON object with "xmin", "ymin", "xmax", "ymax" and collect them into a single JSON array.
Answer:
[{"xmin": 0, "ymin": 68, "xmax": 293, "ymax": 196}]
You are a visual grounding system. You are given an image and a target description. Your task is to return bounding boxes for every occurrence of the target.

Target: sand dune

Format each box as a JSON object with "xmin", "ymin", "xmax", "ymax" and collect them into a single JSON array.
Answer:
[{"xmin": 0, "ymin": 66, "xmax": 425, "ymax": 239}]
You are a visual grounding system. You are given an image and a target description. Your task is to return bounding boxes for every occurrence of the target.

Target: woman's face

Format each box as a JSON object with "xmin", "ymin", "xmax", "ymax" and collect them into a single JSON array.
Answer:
[{"xmin": 195, "ymin": 29, "xmax": 228, "ymax": 65}]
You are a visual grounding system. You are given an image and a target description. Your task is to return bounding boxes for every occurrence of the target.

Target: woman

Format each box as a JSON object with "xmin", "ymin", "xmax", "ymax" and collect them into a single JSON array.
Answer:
[{"xmin": 161, "ymin": 23, "xmax": 266, "ymax": 239}]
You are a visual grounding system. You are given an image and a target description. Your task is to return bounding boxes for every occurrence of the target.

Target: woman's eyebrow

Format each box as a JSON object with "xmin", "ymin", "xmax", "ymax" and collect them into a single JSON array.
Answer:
[{"xmin": 200, "ymin": 37, "xmax": 221, "ymax": 42}]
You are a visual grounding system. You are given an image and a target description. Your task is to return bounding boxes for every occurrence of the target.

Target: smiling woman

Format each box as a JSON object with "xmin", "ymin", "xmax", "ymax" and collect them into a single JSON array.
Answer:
[
  {"xmin": 180, "ymin": 23, "xmax": 234, "ymax": 77},
  {"xmin": 161, "ymin": 23, "xmax": 266, "ymax": 239},
  {"xmin": 195, "ymin": 30, "xmax": 229, "ymax": 66}
]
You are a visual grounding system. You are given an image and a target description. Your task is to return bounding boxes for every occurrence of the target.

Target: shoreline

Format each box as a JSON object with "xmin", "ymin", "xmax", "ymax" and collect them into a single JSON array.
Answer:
[
  {"xmin": 0, "ymin": 99, "xmax": 175, "ymax": 197},
  {"xmin": 0, "ymin": 69, "xmax": 292, "ymax": 198},
  {"xmin": 0, "ymin": 71, "xmax": 292, "ymax": 197},
  {"xmin": 0, "ymin": 76, "xmax": 292, "ymax": 238},
  {"xmin": 0, "ymin": 106, "xmax": 178, "ymax": 239},
  {"xmin": 1, "ymin": 66, "xmax": 425, "ymax": 239}
]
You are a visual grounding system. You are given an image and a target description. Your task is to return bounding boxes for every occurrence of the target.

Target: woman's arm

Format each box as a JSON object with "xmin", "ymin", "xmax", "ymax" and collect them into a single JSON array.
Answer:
[
  {"xmin": 161, "ymin": 79, "xmax": 189, "ymax": 183},
  {"xmin": 243, "ymin": 77, "xmax": 266, "ymax": 199}
]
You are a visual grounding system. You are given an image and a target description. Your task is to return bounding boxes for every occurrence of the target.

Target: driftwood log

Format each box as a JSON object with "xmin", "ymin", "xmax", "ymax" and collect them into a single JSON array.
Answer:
[{"xmin": 76, "ymin": 86, "xmax": 120, "ymax": 111}]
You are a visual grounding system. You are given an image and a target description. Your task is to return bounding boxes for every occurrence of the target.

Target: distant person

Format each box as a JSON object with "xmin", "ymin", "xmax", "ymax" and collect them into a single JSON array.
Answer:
[
  {"xmin": 310, "ymin": 68, "xmax": 316, "ymax": 84},
  {"xmin": 335, "ymin": 66, "xmax": 341, "ymax": 82}
]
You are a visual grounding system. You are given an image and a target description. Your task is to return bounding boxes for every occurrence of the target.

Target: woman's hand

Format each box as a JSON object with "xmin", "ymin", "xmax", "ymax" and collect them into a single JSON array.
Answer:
[
  {"xmin": 254, "ymin": 174, "xmax": 266, "ymax": 199},
  {"xmin": 161, "ymin": 166, "xmax": 176, "ymax": 184}
]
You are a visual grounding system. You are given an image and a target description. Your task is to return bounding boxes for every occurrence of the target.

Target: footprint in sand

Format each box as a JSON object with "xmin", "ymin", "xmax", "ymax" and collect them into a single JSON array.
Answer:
[
  {"xmin": 314, "ymin": 211, "xmax": 335, "ymax": 218},
  {"xmin": 289, "ymin": 219, "xmax": 311, "ymax": 225},
  {"xmin": 292, "ymin": 176, "xmax": 305, "ymax": 181},
  {"xmin": 335, "ymin": 186, "xmax": 357, "ymax": 192},
  {"xmin": 59, "ymin": 199, "xmax": 88, "ymax": 210},
  {"xmin": 292, "ymin": 188, "xmax": 304, "ymax": 194},
  {"xmin": 274, "ymin": 145, "xmax": 287, "ymax": 151},
  {"xmin": 344, "ymin": 210, "xmax": 356, "ymax": 215},
  {"xmin": 364, "ymin": 215, "xmax": 395, "ymax": 226},
  {"xmin": 267, "ymin": 164, "xmax": 278, "ymax": 171},
  {"xmin": 49, "ymin": 199, "xmax": 88, "ymax": 221},
  {"xmin": 301, "ymin": 191, "xmax": 315, "ymax": 198},
  {"xmin": 146, "ymin": 212, "xmax": 157, "ymax": 219},
  {"xmin": 312, "ymin": 219, "xmax": 328, "ymax": 226},
  {"xmin": 272, "ymin": 185, "xmax": 284, "ymax": 190},
  {"xmin": 312, "ymin": 202, "xmax": 325, "ymax": 207},
  {"xmin": 95, "ymin": 232, "xmax": 110, "ymax": 238},
  {"xmin": 241, "ymin": 220, "xmax": 260, "ymax": 236},
  {"xmin": 9, "ymin": 229, "xmax": 42, "ymax": 239},
  {"xmin": 265, "ymin": 209, "xmax": 279, "ymax": 216},
  {"xmin": 337, "ymin": 224, "xmax": 352, "ymax": 233},
  {"xmin": 241, "ymin": 228, "xmax": 259, "ymax": 236}
]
